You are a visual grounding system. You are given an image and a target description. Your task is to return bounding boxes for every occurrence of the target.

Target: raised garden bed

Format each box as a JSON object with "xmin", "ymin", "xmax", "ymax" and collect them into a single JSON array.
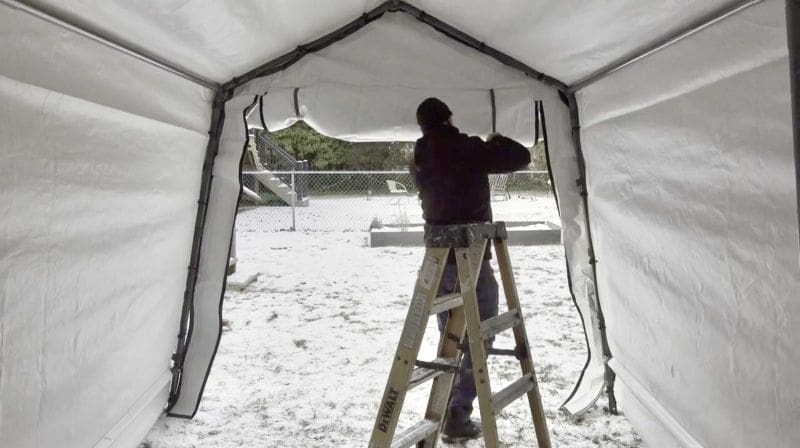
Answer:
[{"xmin": 369, "ymin": 221, "xmax": 561, "ymax": 247}]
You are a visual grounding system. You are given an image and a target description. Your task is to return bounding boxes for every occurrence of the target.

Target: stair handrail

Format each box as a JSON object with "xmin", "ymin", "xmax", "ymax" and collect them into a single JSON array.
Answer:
[
  {"xmin": 256, "ymin": 131, "xmax": 298, "ymax": 167},
  {"xmin": 253, "ymin": 130, "xmax": 309, "ymax": 200}
]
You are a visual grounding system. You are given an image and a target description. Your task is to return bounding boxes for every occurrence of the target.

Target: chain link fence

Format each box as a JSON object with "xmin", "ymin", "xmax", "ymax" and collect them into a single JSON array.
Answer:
[{"xmin": 236, "ymin": 170, "xmax": 557, "ymax": 232}]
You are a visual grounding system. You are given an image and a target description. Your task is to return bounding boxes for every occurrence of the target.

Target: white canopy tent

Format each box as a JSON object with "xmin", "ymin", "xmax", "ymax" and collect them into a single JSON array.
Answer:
[{"xmin": 1, "ymin": 1, "xmax": 798, "ymax": 447}]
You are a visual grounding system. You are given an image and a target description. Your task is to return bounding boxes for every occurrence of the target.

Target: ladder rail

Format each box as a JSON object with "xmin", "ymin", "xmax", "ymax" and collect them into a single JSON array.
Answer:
[
  {"xmin": 494, "ymin": 237, "xmax": 552, "ymax": 448},
  {"xmin": 455, "ymin": 246, "xmax": 501, "ymax": 446}
]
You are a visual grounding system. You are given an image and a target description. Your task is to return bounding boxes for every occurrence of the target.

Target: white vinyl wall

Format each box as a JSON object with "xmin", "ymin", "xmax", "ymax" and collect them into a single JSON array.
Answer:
[
  {"xmin": 578, "ymin": 2, "xmax": 800, "ymax": 446},
  {"xmin": 175, "ymin": 11, "xmax": 607, "ymax": 418},
  {"xmin": 0, "ymin": 5, "xmax": 213, "ymax": 447}
]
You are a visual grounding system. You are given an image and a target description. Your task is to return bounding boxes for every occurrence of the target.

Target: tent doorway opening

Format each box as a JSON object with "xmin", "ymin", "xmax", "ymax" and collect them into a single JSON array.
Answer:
[{"xmin": 145, "ymin": 114, "xmax": 642, "ymax": 447}]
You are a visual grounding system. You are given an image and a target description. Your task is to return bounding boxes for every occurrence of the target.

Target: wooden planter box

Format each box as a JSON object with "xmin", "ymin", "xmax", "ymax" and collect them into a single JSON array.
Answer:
[{"xmin": 369, "ymin": 221, "xmax": 561, "ymax": 247}]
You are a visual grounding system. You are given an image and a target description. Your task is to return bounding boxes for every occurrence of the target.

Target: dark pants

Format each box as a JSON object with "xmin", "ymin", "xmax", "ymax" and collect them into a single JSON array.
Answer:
[{"xmin": 436, "ymin": 260, "xmax": 499, "ymax": 423}]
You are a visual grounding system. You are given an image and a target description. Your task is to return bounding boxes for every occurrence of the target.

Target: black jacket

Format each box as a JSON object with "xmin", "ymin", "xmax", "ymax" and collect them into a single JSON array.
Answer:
[{"xmin": 410, "ymin": 124, "xmax": 531, "ymax": 262}]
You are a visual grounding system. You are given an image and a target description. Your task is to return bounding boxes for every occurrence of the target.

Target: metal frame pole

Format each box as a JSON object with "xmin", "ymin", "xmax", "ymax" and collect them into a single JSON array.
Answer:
[
  {"xmin": 0, "ymin": 0, "xmax": 218, "ymax": 90},
  {"xmin": 566, "ymin": 92, "xmax": 617, "ymax": 413},
  {"xmin": 788, "ymin": 0, "xmax": 800, "ymax": 252},
  {"xmin": 569, "ymin": 0, "xmax": 764, "ymax": 92},
  {"xmin": 167, "ymin": 87, "xmax": 231, "ymax": 413}
]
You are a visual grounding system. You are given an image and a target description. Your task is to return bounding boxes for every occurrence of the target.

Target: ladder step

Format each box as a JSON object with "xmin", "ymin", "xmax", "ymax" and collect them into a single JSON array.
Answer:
[
  {"xmin": 390, "ymin": 419, "xmax": 439, "ymax": 448},
  {"xmin": 429, "ymin": 293, "xmax": 463, "ymax": 315},
  {"xmin": 480, "ymin": 308, "xmax": 522, "ymax": 340},
  {"xmin": 492, "ymin": 373, "xmax": 535, "ymax": 415},
  {"xmin": 409, "ymin": 358, "xmax": 458, "ymax": 390},
  {"xmin": 487, "ymin": 346, "xmax": 525, "ymax": 359}
]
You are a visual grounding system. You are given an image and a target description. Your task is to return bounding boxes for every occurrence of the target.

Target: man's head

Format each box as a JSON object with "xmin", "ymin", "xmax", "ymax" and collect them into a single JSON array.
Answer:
[{"xmin": 416, "ymin": 97, "xmax": 452, "ymax": 132}]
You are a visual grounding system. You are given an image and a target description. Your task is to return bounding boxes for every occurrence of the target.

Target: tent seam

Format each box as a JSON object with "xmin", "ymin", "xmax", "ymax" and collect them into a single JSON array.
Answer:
[{"xmin": 0, "ymin": 73, "xmax": 211, "ymax": 136}]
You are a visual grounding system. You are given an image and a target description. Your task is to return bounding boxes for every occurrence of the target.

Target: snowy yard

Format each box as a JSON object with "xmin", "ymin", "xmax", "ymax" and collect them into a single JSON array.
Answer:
[{"xmin": 144, "ymin": 196, "xmax": 643, "ymax": 447}]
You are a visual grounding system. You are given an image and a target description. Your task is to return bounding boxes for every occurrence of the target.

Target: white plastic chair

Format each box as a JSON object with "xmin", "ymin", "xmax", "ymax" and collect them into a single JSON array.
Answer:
[
  {"xmin": 489, "ymin": 174, "xmax": 511, "ymax": 201},
  {"xmin": 387, "ymin": 180, "xmax": 411, "ymax": 204},
  {"xmin": 386, "ymin": 179, "xmax": 409, "ymax": 194}
]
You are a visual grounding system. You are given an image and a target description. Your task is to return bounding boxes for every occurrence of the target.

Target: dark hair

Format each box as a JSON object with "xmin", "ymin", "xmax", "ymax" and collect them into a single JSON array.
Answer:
[{"xmin": 416, "ymin": 97, "xmax": 452, "ymax": 132}]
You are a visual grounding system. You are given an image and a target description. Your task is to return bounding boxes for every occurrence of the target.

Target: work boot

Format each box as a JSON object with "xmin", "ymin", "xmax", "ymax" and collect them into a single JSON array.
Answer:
[{"xmin": 441, "ymin": 417, "xmax": 482, "ymax": 443}]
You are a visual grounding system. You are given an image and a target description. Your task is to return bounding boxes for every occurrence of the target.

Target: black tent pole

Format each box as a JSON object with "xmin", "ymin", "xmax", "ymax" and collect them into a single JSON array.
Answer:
[
  {"xmin": 167, "ymin": 87, "xmax": 232, "ymax": 413},
  {"xmin": 567, "ymin": 93, "xmax": 617, "ymax": 414},
  {"xmin": 788, "ymin": 0, "xmax": 800, "ymax": 252}
]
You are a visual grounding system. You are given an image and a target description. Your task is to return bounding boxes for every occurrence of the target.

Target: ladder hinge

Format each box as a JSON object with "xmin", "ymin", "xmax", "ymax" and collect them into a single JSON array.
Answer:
[
  {"xmin": 487, "ymin": 345, "xmax": 527, "ymax": 360},
  {"xmin": 414, "ymin": 360, "xmax": 459, "ymax": 374}
]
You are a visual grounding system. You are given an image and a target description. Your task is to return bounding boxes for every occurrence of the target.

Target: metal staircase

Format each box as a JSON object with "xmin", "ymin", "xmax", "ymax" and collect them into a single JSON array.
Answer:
[{"xmin": 243, "ymin": 130, "xmax": 309, "ymax": 207}]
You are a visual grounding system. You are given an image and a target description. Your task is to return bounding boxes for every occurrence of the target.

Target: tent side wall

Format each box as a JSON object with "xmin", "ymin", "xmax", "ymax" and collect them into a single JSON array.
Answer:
[
  {"xmin": 0, "ymin": 4, "xmax": 213, "ymax": 447},
  {"xmin": 577, "ymin": 1, "xmax": 800, "ymax": 446},
  {"xmin": 169, "ymin": 9, "xmax": 608, "ymax": 418}
]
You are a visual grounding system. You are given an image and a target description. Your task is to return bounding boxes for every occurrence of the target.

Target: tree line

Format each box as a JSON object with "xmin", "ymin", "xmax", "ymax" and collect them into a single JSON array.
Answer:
[
  {"xmin": 270, "ymin": 121, "xmax": 545, "ymax": 171},
  {"xmin": 270, "ymin": 122, "xmax": 413, "ymax": 170}
]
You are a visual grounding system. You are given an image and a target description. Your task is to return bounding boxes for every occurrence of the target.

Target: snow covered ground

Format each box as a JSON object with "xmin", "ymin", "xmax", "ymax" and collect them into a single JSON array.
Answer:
[{"xmin": 144, "ymin": 197, "xmax": 643, "ymax": 448}]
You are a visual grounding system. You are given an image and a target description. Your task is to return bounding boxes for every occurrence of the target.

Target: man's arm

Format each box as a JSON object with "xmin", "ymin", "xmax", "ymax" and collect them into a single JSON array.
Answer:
[{"xmin": 464, "ymin": 134, "xmax": 531, "ymax": 173}]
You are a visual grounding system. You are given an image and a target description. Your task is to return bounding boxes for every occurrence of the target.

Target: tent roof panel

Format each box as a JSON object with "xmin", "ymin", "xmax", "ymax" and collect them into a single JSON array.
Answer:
[
  {"xmin": 261, "ymin": 13, "xmax": 531, "ymax": 90},
  {"xmin": 411, "ymin": 0, "xmax": 736, "ymax": 84},
  {"xmin": 24, "ymin": 0, "xmax": 380, "ymax": 82},
  {"xmin": 23, "ymin": 0, "xmax": 743, "ymax": 85}
]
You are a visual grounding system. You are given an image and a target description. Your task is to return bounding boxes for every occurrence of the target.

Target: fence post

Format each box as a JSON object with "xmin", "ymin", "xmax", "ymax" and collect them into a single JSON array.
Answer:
[
  {"xmin": 301, "ymin": 160, "xmax": 309, "ymax": 199},
  {"xmin": 291, "ymin": 166, "xmax": 297, "ymax": 231}
]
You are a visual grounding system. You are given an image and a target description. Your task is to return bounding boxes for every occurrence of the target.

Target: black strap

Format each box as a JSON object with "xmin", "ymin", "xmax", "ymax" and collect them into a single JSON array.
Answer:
[
  {"xmin": 258, "ymin": 91, "xmax": 270, "ymax": 132},
  {"xmin": 538, "ymin": 100, "xmax": 560, "ymax": 212},
  {"xmin": 293, "ymin": 87, "xmax": 300, "ymax": 118},
  {"xmin": 489, "ymin": 88, "xmax": 496, "ymax": 134}
]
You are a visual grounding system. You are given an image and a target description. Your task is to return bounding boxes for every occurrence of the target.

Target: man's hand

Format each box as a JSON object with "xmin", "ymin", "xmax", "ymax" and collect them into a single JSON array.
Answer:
[{"xmin": 469, "ymin": 132, "xmax": 530, "ymax": 173}]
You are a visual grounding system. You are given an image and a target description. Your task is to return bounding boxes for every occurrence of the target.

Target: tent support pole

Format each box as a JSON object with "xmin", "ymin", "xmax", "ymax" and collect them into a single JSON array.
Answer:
[
  {"xmin": 569, "ymin": 0, "xmax": 764, "ymax": 92},
  {"xmin": 223, "ymin": 0, "xmax": 567, "ymax": 92},
  {"xmin": 0, "ymin": 0, "xmax": 218, "ymax": 90},
  {"xmin": 567, "ymin": 92, "xmax": 617, "ymax": 414},
  {"xmin": 167, "ymin": 87, "xmax": 232, "ymax": 412},
  {"xmin": 788, "ymin": 0, "xmax": 800, "ymax": 251}
]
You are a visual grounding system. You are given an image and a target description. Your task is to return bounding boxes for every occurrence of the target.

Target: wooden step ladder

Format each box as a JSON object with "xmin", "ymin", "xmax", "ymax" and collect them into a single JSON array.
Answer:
[{"xmin": 368, "ymin": 222, "xmax": 551, "ymax": 448}]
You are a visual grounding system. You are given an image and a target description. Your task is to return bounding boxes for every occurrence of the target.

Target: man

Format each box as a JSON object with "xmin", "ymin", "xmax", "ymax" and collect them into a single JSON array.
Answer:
[{"xmin": 410, "ymin": 97, "xmax": 531, "ymax": 442}]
